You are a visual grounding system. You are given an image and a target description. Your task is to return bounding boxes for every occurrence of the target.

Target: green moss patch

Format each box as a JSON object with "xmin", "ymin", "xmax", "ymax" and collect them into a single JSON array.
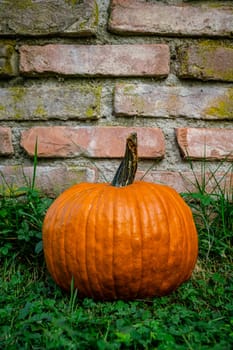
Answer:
[{"xmin": 204, "ymin": 88, "xmax": 233, "ymax": 119}]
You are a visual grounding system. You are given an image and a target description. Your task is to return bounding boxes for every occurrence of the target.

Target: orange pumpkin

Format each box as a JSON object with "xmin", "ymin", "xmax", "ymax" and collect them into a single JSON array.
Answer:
[{"xmin": 42, "ymin": 133, "xmax": 198, "ymax": 300}]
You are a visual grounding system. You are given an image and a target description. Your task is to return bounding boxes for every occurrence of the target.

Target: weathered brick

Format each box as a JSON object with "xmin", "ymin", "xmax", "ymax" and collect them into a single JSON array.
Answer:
[
  {"xmin": 20, "ymin": 127, "xmax": 165, "ymax": 159},
  {"xmin": 136, "ymin": 170, "xmax": 233, "ymax": 194},
  {"xmin": 114, "ymin": 83, "xmax": 233, "ymax": 120},
  {"xmin": 0, "ymin": 127, "xmax": 14, "ymax": 155},
  {"xmin": 0, "ymin": 165, "xmax": 96, "ymax": 197},
  {"xmin": 176, "ymin": 128, "xmax": 233, "ymax": 161},
  {"xmin": 0, "ymin": 41, "xmax": 18, "ymax": 77},
  {"xmin": 0, "ymin": 0, "xmax": 98, "ymax": 36},
  {"xmin": 178, "ymin": 42, "xmax": 233, "ymax": 82},
  {"xmin": 1, "ymin": 166, "xmax": 231, "ymax": 197},
  {"xmin": 108, "ymin": 0, "xmax": 233, "ymax": 37},
  {"xmin": 19, "ymin": 44, "xmax": 170, "ymax": 77},
  {"xmin": 0, "ymin": 83, "xmax": 102, "ymax": 121}
]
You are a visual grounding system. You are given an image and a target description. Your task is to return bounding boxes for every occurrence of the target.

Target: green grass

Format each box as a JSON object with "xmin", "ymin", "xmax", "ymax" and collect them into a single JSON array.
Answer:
[
  {"xmin": 0, "ymin": 160, "xmax": 233, "ymax": 349},
  {"xmin": 0, "ymin": 258, "xmax": 232, "ymax": 349}
]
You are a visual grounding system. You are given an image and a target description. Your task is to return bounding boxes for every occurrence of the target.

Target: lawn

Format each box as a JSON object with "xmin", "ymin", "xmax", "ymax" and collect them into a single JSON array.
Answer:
[{"xmin": 0, "ymin": 162, "xmax": 232, "ymax": 349}]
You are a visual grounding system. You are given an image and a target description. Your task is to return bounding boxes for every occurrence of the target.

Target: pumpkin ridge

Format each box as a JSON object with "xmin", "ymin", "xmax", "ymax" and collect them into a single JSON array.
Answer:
[
  {"xmin": 147, "ymin": 182, "xmax": 198, "ymax": 291},
  {"xmin": 53, "ymin": 189, "xmax": 85, "ymax": 290},
  {"xmin": 90, "ymin": 186, "xmax": 112, "ymax": 299},
  {"xmin": 71, "ymin": 187, "xmax": 97, "ymax": 296},
  {"xmin": 107, "ymin": 187, "xmax": 117, "ymax": 299},
  {"xmin": 176, "ymin": 199, "xmax": 198, "ymax": 281},
  {"xmin": 78, "ymin": 185, "xmax": 107, "ymax": 298},
  {"xmin": 43, "ymin": 193, "xmax": 73, "ymax": 289},
  {"xmin": 112, "ymin": 187, "xmax": 130, "ymax": 298},
  {"xmin": 59, "ymin": 188, "xmax": 95, "ymax": 291},
  {"xmin": 140, "ymin": 183, "xmax": 170, "ymax": 296},
  {"xmin": 174, "ymin": 194, "xmax": 197, "ymax": 281},
  {"xmin": 103, "ymin": 187, "xmax": 118, "ymax": 299},
  {"xmin": 149, "ymin": 184, "xmax": 184, "ymax": 291},
  {"xmin": 58, "ymin": 194, "xmax": 76, "ymax": 290},
  {"xmin": 84, "ymin": 187, "xmax": 103, "ymax": 297},
  {"xmin": 156, "ymin": 183, "xmax": 198, "ymax": 282},
  {"xmin": 157, "ymin": 186, "xmax": 186, "ymax": 292},
  {"xmin": 129, "ymin": 185, "xmax": 146, "ymax": 298},
  {"xmin": 122, "ymin": 186, "xmax": 141, "ymax": 299}
]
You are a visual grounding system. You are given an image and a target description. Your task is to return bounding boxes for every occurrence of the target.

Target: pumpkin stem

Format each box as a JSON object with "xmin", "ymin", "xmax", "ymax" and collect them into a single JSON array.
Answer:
[{"xmin": 111, "ymin": 132, "xmax": 138, "ymax": 187}]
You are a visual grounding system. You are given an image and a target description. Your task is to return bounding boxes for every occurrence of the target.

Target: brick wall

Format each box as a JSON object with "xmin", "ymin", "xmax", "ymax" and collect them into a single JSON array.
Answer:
[{"xmin": 0, "ymin": 0, "xmax": 233, "ymax": 196}]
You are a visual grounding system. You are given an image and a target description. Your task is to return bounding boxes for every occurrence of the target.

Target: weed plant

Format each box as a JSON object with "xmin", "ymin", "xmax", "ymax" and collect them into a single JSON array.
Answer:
[
  {"xmin": 182, "ymin": 160, "xmax": 233, "ymax": 261},
  {"xmin": 0, "ymin": 143, "xmax": 53, "ymax": 261},
  {"xmin": 0, "ymin": 185, "xmax": 52, "ymax": 260},
  {"xmin": 0, "ymin": 157, "xmax": 232, "ymax": 349}
]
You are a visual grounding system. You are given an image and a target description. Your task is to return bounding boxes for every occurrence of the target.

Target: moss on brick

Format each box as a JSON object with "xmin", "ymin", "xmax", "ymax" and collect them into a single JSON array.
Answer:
[
  {"xmin": 84, "ymin": 84, "xmax": 102, "ymax": 119},
  {"xmin": 131, "ymin": 95, "xmax": 146, "ymax": 114},
  {"xmin": 122, "ymin": 84, "xmax": 135, "ymax": 94},
  {"xmin": 93, "ymin": 0, "xmax": 99, "ymax": 27},
  {"xmin": 9, "ymin": 87, "xmax": 27, "ymax": 119},
  {"xmin": 65, "ymin": 0, "xmax": 78, "ymax": 6},
  {"xmin": 177, "ymin": 46, "xmax": 190, "ymax": 77},
  {"xmin": 0, "ymin": 41, "xmax": 18, "ymax": 76},
  {"xmin": 0, "ymin": 104, "xmax": 6, "ymax": 115},
  {"xmin": 2, "ymin": 83, "xmax": 103, "ymax": 121},
  {"xmin": 1, "ymin": 0, "xmax": 98, "ymax": 36},
  {"xmin": 178, "ymin": 41, "xmax": 233, "ymax": 81},
  {"xmin": 116, "ymin": 84, "xmax": 146, "ymax": 114},
  {"xmin": 85, "ymin": 107, "xmax": 96, "ymax": 118},
  {"xmin": 50, "ymin": 167, "xmax": 88, "ymax": 196},
  {"xmin": 34, "ymin": 104, "xmax": 47, "ymax": 118},
  {"xmin": 61, "ymin": 83, "xmax": 102, "ymax": 120},
  {"xmin": 204, "ymin": 88, "xmax": 233, "ymax": 119},
  {"xmin": 66, "ymin": 167, "xmax": 87, "ymax": 182},
  {"xmin": 198, "ymin": 41, "xmax": 233, "ymax": 81},
  {"xmin": 14, "ymin": 0, "xmax": 34, "ymax": 10},
  {"xmin": 73, "ymin": 0, "xmax": 98, "ymax": 32}
]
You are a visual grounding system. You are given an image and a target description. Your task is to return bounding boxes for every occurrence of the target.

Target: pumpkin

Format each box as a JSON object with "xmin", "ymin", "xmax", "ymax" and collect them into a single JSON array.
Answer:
[{"xmin": 42, "ymin": 133, "xmax": 198, "ymax": 300}]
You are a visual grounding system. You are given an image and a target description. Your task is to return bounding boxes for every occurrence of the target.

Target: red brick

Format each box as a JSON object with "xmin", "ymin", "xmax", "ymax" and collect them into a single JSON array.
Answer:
[
  {"xmin": 0, "ymin": 0, "xmax": 97, "ymax": 36},
  {"xmin": 176, "ymin": 128, "xmax": 233, "ymax": 161},
  {"xmin": 178, "ymin": 43, "xmax": 233, "ymax": 82},
  {"xmin": 108, "ymin": 0, "xmax": 233, "ymax": 37},
  {"xmin": 114, "ymin": 83, "xmax": 233, "ymax": 120},
  {"xmin": 20, "ymin": 127, "xmax": 165, "ymax": 159},
  {"xmin": 136, "ymin": 170, "xmax": 233, "ymax": 194},
  {"xmin": 0, "ymin": 165, "xmax": 97, "ymax": 197},
  {"xmin": 0, "ymin": 127, "xmax": 14, "ymax": 155},
  {"xmin": 19, "ymin": 44, "xmax": 169, "ymax": 77}
]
